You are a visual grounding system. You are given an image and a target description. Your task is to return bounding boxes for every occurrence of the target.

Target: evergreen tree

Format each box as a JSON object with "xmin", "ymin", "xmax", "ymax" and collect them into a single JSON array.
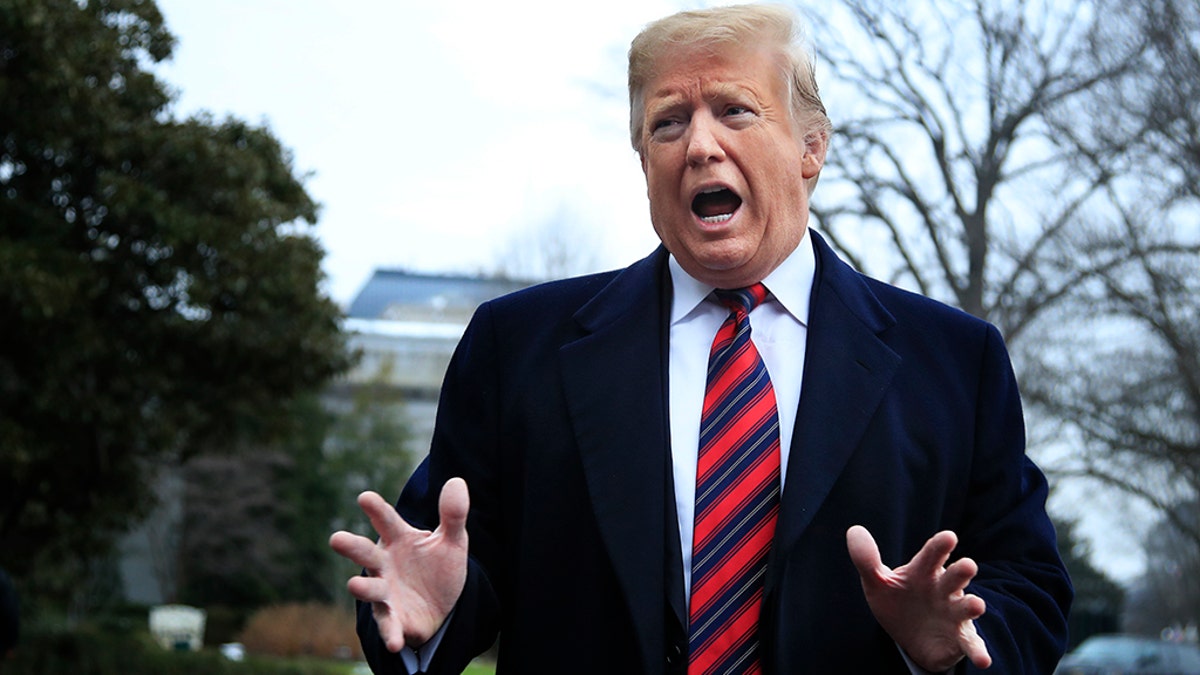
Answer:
[
  {"xmin": 0, "ymin": 0, "xmax": 351, "ymax": 604},
  {"xmin": 1055, "ymin": 517, "xmax": 1124, "ymax": 647}
]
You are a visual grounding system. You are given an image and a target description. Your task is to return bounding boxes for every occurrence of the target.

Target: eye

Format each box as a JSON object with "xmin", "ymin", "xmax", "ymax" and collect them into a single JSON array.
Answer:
[
  {"xmin": 724, "ymin": 105, "xmax": 752, "ymax": 117},
  {"xmin": 649, "ymin": 116, "xmax": 686, "ymax": 141}
]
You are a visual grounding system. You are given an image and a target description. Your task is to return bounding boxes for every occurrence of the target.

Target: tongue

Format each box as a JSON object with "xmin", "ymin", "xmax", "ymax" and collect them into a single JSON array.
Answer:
[{"xmin": 693, "ymin": 190, "xmax": 742, "ymax": 218}]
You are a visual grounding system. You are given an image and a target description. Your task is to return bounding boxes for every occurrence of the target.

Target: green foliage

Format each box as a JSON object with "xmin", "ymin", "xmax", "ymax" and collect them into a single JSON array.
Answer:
[
  {"xmin": 164, "ymin": 351, "xmax": 426, "ymax": 611},
  {"xmin": 176, "ymin": 397, "xmax": 341, "ymax": 610},
  {"xmin": 6, "ymin": 626, "xmax": 354, "ymax": 675},
  {"xmin": 0, "ymin": 0, "xmax": 352, "ymax": 605},
  {"xmin": 276, "ymin": 397, "xmax": 346, "ymax": 605},
  {"xmin": 313, "ymin": 359, "xmax": 420, "ymax": 604},
  {"xmin": 173, "ymin": 377, "xmax": 419, "ymax": 612},
  {"xmin": 8, "ymin": 627, "xmax": 230, "ymax": 675},
  {"xmin": 326, "ymin": 358, "xmax": 417, "ymax": 537},
  {"xmin": 1054, "ymin": 516, "xmax": 1124, "ymax": 647}
]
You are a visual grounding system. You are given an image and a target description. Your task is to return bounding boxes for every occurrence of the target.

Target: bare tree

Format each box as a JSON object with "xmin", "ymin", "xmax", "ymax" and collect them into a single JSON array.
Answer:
[
  {"xmin": 1022, "ymin": 0, "xmax": 1200, "ymax": 552},
  {"xmin": 491, "ymin": 203, "xmax": 607, "ymax": 282},
  {"xmin": 1024, "ymin": 215, "xmax": 1200, "ymax": 547},
  {"xmin": 1125, "ymin": 0, "xmax": 1200, "ymax": 205},
  {"xmin": 177, "ymin": 449, "xmax": 297, "ymax": 607},
  {"xmin": 801, "ymin": 0, "xmax": 1144, "ymax": 342},
  {"xmin": 796, "ymin": 0, "xmax": 1200, "ymax": 571}
]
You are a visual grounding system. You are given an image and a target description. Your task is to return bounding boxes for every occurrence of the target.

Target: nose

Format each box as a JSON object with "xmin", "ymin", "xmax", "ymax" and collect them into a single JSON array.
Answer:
[{"xmin": 686, "ymin": 113, "xmax": 726, "ymax": 166}]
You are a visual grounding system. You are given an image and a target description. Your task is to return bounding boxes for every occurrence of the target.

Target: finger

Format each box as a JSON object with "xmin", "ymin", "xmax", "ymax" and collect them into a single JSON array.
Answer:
[
  {"xmin": 908, "ymin": 530, "xmax": 958, "ymax": 574},
  {"xmin": 959, "ymin": 621, "xmax": 992, "ymax": 669},
  {"xmin": 374, "ymin": 611, "xmax": 407, "ymax": 654},
  {"xmin": 346, "ymin": 575, "xmax": 391, "ymax": 604},
  {"xmin": 960, "ymin": 593, "xmax": 987, "ymax": 621},
  {"xmin": 436, "ymin": 477, "xmax": 470, "ymax": 547},
  {"xmin": 358, "ymin": 491, "xmax": 412, "ymax": 544},
  {"xmin": 329, "ymin": 531, "xmax": 381, "ymax": 569},
  {"xmin": 846, "ymin": 525, "xmax": 889, "ymax": 580},
  {"xmin": 941, "ymin": 556, "xmax": 979, "ymax": 594}
]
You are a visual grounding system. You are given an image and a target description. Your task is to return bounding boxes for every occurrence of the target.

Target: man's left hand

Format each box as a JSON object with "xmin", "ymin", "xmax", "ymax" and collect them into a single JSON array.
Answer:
[{"xmin": 846, "ymin": 525, "xmax": 992, "ymax": 672}]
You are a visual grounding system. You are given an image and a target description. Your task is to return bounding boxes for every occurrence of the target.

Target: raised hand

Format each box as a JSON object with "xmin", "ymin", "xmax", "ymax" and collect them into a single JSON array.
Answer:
[
  {"xmin": 846, "ymin": 525, "xmax": 992, "ymax": 672},
  {"xmin": 329, "ymin": 478, "xmax": 470, "ymax": 653}
]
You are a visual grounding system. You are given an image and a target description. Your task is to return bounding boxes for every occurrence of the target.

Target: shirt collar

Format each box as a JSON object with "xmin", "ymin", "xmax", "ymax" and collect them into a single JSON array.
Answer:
[{"xmin": 668, "ymin": 227, "xmax": 816, "ymax": 327}]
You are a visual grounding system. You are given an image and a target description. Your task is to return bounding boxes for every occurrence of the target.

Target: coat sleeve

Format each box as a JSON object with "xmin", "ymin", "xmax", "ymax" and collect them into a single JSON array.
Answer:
[
  {"xmin": 955, "ymin": 324, "xmax": 1072, "ymax": 673},
  {"xmin": 358, "ymin": 304, "xmax": 505, "ymax": 675}
]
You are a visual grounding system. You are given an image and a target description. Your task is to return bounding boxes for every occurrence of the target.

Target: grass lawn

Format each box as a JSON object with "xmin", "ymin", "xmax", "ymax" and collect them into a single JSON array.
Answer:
[
  {"xmin": 319, "ymin": 659, "xmax": 495, "ymax": 675},
  {"xmin": 261, "ymin": 653, "xmax": 492, "ymax": 667}
]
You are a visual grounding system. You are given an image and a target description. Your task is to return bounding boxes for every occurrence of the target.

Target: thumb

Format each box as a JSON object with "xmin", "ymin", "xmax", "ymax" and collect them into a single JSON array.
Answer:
[
  {"xmin": 437, "ymin": 477, "xmax": 470, "ymax": 545},
  {"xmin": 846, "ymin": 525, "xmax": 887, "ymax": 579}
]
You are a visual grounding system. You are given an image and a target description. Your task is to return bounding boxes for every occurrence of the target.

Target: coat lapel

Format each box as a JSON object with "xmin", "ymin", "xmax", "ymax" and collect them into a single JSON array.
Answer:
[
  {"xmin": 560, "ymin": 248, "xmax": 675, "ymax": 673},
  {"xmin": 557, "ymin": 235, "xmax": 901, "ymax": 666},
  {"xmin": 771, "ymin": 232, "xmax": 902, "ymax": 575}
]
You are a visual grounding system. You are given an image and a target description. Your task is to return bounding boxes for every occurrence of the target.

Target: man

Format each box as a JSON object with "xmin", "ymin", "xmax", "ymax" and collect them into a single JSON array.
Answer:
[{"xmin": 330, "ymin": 5, "xmax": 1072, "ymax": 674}]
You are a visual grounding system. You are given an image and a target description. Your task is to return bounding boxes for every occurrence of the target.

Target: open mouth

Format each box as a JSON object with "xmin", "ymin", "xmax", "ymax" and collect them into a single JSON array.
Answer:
[{"xmin": 691, "ymin": 187, "xmax": 742, "ymax": 224}]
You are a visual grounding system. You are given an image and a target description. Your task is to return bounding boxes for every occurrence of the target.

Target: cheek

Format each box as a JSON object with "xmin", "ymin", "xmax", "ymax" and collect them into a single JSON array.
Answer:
[
  {"xmin": 646, "ymin": 172, "xmax": 683, "ymax": 213},
  {"xmin": 645, "ymin": 176, "xmax": 680, "ymax": 241},
  {"xmin": 757, "ymin": 159, "xmax": 807, "ymax": 209}
]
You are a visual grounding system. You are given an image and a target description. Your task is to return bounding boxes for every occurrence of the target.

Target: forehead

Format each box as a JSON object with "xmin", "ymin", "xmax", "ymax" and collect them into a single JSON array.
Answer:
[{"xmin": 642, "ymin": 42, "xmax": 785, "ymax": 108}]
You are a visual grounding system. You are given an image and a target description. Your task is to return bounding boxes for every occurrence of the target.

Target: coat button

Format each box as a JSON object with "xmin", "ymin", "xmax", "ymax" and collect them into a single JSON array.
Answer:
[{"xmin": 666, "ymin": 642, "xmax": 683, "ymax": 667}]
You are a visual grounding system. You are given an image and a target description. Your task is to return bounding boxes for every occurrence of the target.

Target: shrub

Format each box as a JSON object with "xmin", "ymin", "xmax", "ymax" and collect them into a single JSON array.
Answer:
[
  {"xmin": 6, "ymin": 626, "xmax": 235, "ymax": 675},
  {"xmin": 238, "ymin": 603, "xmax": 362, "ymax": 660},
  {"xmin": 205, "ymin": 604, "xmax": 252, "ymax": 645},
  {"xmin": 6, "ymin": 625, "xmax": 353, "ymax": 675}
]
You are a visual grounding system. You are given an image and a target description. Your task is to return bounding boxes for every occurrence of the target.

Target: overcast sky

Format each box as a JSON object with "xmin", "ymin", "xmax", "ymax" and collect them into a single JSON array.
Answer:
[{"xmin": 153, "ymin": 0, "xmax": 681, "ymax": 306}]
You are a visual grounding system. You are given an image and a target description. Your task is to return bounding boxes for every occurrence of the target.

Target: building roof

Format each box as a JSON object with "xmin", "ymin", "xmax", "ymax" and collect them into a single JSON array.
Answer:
[{"xmin": 346, "ymin": 269, "xmax": 534, "ymax": 321}]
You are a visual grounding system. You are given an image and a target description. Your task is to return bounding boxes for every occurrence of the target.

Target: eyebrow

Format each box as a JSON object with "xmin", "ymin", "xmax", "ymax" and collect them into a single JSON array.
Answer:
[{"xmin": 645, "ymin": 81, "xmax": 760, "ymax": 120}]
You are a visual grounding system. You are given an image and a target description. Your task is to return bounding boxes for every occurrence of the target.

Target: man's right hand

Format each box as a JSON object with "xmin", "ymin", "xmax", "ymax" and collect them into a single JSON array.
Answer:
[{"xmin": 329, "ymin": 478, "xmax": 470, "ymax": 653}]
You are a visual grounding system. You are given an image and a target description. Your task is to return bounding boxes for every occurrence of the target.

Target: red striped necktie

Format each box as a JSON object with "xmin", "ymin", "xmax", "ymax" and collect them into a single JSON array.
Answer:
[{"xmin": 688, "ymin": 283, "xmax": 782, "ymax": 675}]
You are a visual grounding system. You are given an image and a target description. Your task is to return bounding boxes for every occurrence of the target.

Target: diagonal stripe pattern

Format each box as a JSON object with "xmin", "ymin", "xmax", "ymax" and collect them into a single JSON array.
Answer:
[{"xmin": 688, "ymin": 283, "xmax": 781, "ymax": 675}]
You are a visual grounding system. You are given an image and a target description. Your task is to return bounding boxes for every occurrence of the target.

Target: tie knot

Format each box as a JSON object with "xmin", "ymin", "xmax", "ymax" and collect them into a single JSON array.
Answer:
[{"xmin": 713, "ymin": 283, "xmax": 768, "ymax": 316}]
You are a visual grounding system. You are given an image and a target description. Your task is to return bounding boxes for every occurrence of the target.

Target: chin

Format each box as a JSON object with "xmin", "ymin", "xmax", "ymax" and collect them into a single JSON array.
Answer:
[{"xmin": 698, "ymin": 246, "xmax": 759, "ymax": 275}]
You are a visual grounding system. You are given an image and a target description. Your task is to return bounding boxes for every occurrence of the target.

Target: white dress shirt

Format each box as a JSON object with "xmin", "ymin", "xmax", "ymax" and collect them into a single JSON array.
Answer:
[{"xmin": 667, "ymin": 228, "xmax": 814, "ymax": 602}]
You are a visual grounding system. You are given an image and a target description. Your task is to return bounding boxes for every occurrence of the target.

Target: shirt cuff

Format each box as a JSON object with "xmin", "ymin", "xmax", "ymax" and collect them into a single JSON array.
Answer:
[
  {"xmin": 898, "ymin": 643, "xmax": 949, "ymax": 674},
  {"xmin": 398, "ymin": 610, "xmax": 454, "ymax": 673}
]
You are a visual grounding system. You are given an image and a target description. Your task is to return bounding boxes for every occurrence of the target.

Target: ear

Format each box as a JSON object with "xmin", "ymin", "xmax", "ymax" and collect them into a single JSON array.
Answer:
[{"xmin": 801, "ymin": 130, "xmax": 827, "ymax": 180}]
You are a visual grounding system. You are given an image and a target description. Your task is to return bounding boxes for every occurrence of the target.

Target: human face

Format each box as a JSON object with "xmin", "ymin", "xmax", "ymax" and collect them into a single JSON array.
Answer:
[{"xmin": 639, "ymin": 42, "xmax": 825, "ymax": 289}]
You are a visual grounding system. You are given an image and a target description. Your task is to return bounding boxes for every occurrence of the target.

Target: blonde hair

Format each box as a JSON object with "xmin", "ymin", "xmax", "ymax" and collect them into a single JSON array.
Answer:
[{"xmin": 627, "ymin": 4, "xmax": 832, "ymax": 156}]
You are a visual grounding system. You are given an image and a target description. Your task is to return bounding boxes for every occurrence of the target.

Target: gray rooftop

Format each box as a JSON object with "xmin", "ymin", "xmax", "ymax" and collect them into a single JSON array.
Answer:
[{"xmin": 347, "ymin": 269, "xmax": 535, "ymax": 321}]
